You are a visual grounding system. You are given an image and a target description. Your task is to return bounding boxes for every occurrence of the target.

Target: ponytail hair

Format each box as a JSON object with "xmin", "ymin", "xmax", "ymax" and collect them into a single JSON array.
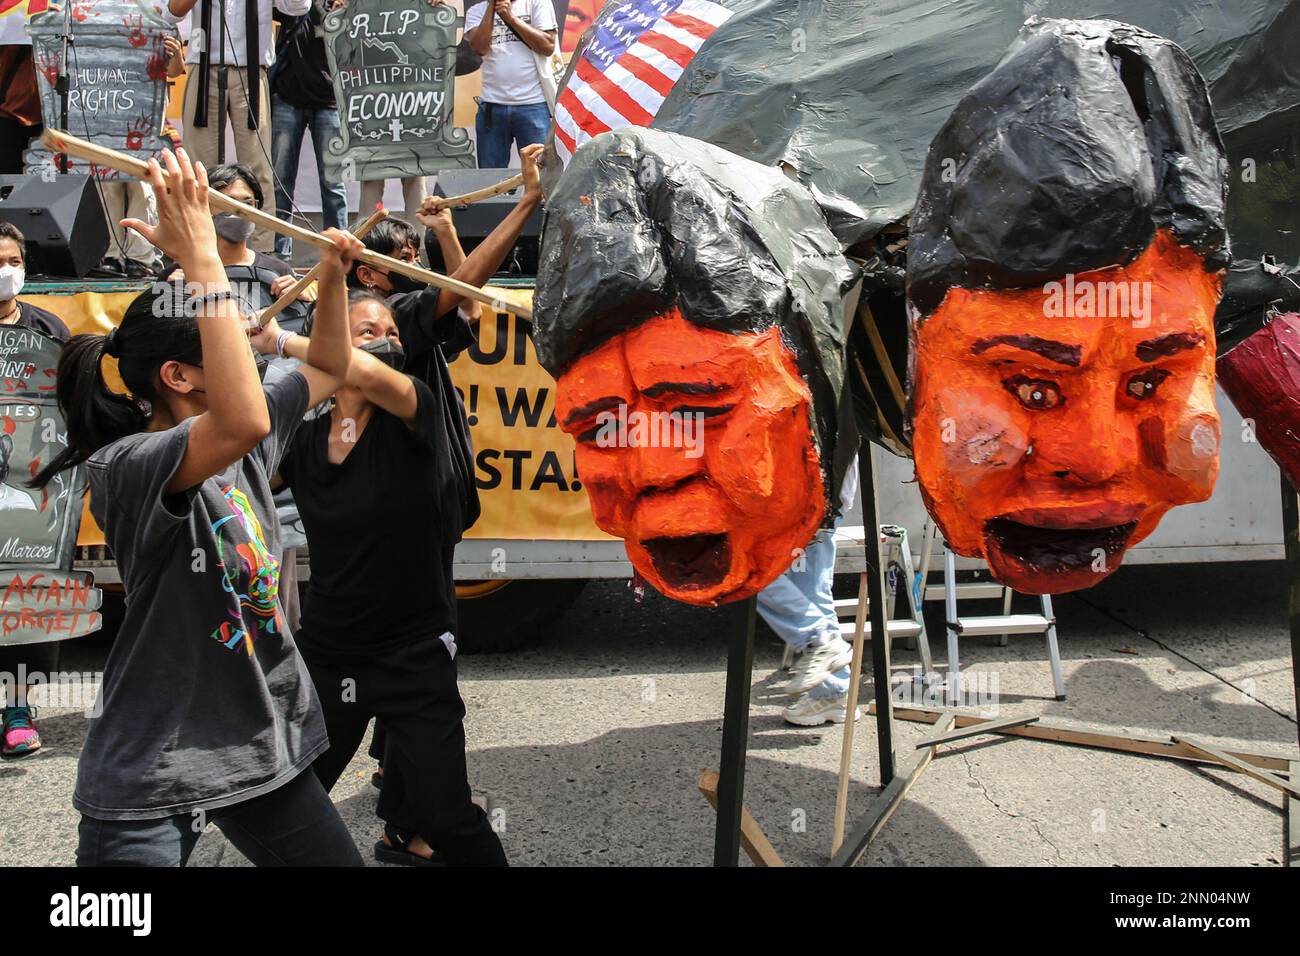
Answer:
[{"xmin": 29, "ymin": 280, "xmax": 203, "ymax": 489}]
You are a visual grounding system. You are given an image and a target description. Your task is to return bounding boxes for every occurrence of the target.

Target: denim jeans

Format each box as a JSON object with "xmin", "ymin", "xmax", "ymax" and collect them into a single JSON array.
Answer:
[
  {"xmin": 271, "ymin": 94, "xmax": 350, "ymax": 259},
  {"xmin": 475, "ymin": 101, "xmax": 552, "ymax": 168},
  {"xmin": 75, "ymin": 766, "xmax": 363, "ymax": 866},
  {"xmin": 757, "ymin": 525, "xmax": 851, "ymax": 698}
]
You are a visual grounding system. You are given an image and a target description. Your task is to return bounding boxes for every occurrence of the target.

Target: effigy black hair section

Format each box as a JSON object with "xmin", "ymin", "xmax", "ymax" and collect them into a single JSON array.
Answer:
[
  {"xmin": 534, "ymin": 128, "xmax": 855, "ymax": 380},
  {"xmin": 907, "ymin": 17, "xmax": 1229, "ymax": 318}
]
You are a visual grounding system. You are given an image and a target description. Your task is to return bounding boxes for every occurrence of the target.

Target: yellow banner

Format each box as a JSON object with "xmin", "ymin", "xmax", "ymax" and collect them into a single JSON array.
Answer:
[
  {"xmin": 19, "ymin": 284, "xmax": 611, "ymax": 545},
  {"xmin": 454, "ymin": 287, "xmax": 613, "ymax": 541}
]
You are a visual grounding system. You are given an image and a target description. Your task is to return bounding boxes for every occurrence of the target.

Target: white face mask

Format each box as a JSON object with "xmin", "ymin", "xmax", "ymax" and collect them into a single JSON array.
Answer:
[{"xmin": 0, "ymin": 265, "xmax": 24, "ymax": 301}]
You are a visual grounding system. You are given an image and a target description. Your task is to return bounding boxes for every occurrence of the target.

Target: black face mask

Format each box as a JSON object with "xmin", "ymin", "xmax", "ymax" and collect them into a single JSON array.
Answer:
[
  {"xmin": 383, "ymin": 269, "xmax": 426, "ymax": 296},
  {"xmin": 360, "ymin": 337, "xmax": 406, "ymax": 371}
]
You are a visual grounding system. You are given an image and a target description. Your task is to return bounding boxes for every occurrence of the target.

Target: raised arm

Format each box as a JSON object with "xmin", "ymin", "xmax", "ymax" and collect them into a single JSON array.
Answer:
[
  {"xmin": 251, "ymin": 230, "xmax": 362, "ymax": 408},
  {"xmin": 428, "ymin": 143, "xmax": 543, "ymax": 319},
  {"xmin": 417, "ymin": 205, "xmax": 481, "ymax": 323},
  {"xmin": 279, "ymin": 338, "xmax": 420, "ymax": 425},
  {"xmin": 496, "ymin": 0, "xmax": 555, "ymax": 56},
  {"xmin": 123, "ymin": 149, "xmax": 269, "ymax": 493}
]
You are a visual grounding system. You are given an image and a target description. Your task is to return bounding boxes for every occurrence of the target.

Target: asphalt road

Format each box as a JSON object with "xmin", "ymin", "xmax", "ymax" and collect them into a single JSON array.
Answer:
[{"xmin": 2, "ymin": 560, "xmax": 1296, "ymax": 867}]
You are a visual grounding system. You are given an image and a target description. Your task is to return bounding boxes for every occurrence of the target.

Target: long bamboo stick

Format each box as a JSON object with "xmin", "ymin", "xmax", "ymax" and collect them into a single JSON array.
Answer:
[
  {"xmin": 423, "ymin": 172, "xmax": 525, "ymax": 212},
  {"xmin": 256, "ymin": 205, "xmax": 387, "ymax": 327},
  {"xmin": 40, "ymin": 129, "xmax": 530, "ymax": 319}
]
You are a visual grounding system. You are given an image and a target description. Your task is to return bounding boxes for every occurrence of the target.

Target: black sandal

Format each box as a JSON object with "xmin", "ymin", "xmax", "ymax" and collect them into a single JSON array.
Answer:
[{"xmin": 373, "ymin": 824, "xmax": 446, "ymax": 867}]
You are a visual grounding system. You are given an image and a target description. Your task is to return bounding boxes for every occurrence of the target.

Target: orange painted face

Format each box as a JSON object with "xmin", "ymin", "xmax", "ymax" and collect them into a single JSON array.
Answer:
[
  {"xmin": 557, "ymin": 310, "xmax": 826, "ymax": 606},
  {"xmin": 912, "ymin": 231, "xmax": 1222, "ymax": 593}
]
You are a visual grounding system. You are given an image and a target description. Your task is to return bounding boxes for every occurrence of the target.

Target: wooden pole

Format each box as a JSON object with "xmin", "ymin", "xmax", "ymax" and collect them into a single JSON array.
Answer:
[
  {"xmin": 830, "ymin": 710, "xmax": 955, "ymax": 867},
  {"xmin": 256, "ymin": 206, "xmax": 388, "ymax": 327},
  {"xmin": 1280, "ymin": 473, "xmax": 1300, "ymax": 756},
  {"xmin": 714, "ymin": 597, "xmax": 757, "ymax": 866},
  {"xmin": 832, "ymin": 568, "xmax": 869, "ymax": 854},
  {"xmin": 877, "ymin": 703, "xmax": 1297, "ymax": 772},
  {"xmin": 425, "ymin": 173, "xmax": 525, "ymax": 211},
  {"xmin": 698, "ymin": 770, "xmax": 785, "ymax": 867},
  {"xmin": 862, "ymin": 450, "xmax": 897, "ymax": 786},
  {"xmin": 39, "ymin": 129, "xmax": 529, "ymax": 319}
]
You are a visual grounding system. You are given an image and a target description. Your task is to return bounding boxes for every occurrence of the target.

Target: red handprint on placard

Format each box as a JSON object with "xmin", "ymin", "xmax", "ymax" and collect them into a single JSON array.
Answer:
[
  {"xmin": 147, "ymin": 48, "xmax": 169, "ymax": 82},
  {"xmin": 124, "ymin": 14, "xmax": 147, "ymax": 48},
  {"xmin": 35, "ymin": 50, "xmax": 61, "ymax": 88},
  {"xmin": 124, "ymin": 116, "xmax": 151, "ymax": 152}
]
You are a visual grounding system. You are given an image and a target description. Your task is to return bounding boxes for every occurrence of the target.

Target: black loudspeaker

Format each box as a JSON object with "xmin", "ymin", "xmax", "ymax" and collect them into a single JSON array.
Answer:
[
  {"xmin": 0, "ymin": 174, "xmax": 110, "ymax": 278},
  {"xmin": 427, "ymin": 168, "xmax": 543, "ymax": 278}
]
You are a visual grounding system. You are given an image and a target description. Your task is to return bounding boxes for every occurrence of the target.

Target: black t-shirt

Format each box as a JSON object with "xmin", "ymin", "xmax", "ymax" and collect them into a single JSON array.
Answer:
[
  {"xmin": 271, "ymin": 2, "xmax": 336, "ymax": 110},
  {"xmin": 79, "ymin": 373, "xmax": 324, "ymax": 819},
  {"xmin": 279, "ymin": 376, "xmax": 467, "ymax": 657},
  {"xmin": 9, "ymin": 301, "xmax": 71, "ymax": 342},
  {"xmin": 387, "ymin": 286, "xmax": 481, "ymax": 532}
]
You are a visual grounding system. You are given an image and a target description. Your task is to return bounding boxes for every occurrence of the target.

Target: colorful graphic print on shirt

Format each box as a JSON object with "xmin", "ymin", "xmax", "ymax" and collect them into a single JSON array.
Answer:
[{"xmin": 210, "ymin": 484, "xmax": 283, "ymax": 655}]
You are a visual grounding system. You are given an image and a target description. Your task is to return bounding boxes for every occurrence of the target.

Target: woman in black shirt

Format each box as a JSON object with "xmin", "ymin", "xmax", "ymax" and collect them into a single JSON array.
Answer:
[{"xmin": 267, "ymin": 290, "xmax": 506, "ymax": 867}]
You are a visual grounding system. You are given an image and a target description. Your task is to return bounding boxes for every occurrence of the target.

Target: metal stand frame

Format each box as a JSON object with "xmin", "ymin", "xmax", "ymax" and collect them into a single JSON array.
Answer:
[
  {"xmin": 712, "ymin": 462, "xmax": 1300, "ymax": 867},
  {"xmin": 713, "ymin": 596, "xmax": 757, "ymax": 866},
  {"xmin": 711, "ymin": 452, "xmax": 899, "ymax": 865}
]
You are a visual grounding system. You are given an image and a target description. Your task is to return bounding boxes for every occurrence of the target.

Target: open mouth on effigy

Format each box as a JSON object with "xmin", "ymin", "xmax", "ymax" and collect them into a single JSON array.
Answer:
[{"xmin": 641, "ymin": 532, "xmax": 732, "ymax": 590}]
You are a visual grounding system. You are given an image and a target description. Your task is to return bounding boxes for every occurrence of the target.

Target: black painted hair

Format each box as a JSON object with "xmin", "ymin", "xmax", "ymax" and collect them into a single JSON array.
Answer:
[
  {"xmin": 534, "ymin": 127, "xmax": 860, "ymax": 513},
  {"xmin": 534, "ymin": 128, "xmax": 854, "ymax": 378},
  {"xmin": 206, "ymin": 163, "xmax": 264, "ymax": 209},
  {"xmin": 0, "ymin": 432, "xmax": 11, "ymax": 483},
  {"xmin": 29, "ymin": 280, "xmax": 203, "ymax": 489},
  {"xmin": 348, "ymin": 216, "xmax": 420, "ymax": 287},
  {"xmin": 907, "ymin": 17, "xmax": 1230, "ymax": 318}
]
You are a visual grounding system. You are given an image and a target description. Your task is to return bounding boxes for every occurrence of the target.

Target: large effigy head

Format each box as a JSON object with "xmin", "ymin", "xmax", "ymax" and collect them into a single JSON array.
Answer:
[
  {"xmin": 906, "ymin": 18, "xmax": 1230, "ymax": 594},
  {"xmin": 533, "ymin": 127, "xmax": 859, "ymax": 606}
]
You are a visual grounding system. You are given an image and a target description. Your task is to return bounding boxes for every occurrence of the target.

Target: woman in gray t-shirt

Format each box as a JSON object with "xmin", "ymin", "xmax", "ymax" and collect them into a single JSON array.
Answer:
[{"xmin": 29, "ymin": 148, "xmax": 363, "ymax": 866}]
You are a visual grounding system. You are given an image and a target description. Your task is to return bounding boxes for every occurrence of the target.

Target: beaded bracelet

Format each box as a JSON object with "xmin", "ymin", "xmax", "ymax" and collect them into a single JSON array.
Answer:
[{"xmin": 194, "ymin": 290, "xmax": 234, "ymax": 311}]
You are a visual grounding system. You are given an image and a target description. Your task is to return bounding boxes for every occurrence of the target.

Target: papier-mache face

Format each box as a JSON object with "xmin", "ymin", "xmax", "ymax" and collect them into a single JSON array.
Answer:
[
  {"xmin": 907, "ymin": 18, "xmax": 1230, "ymax": 594},
  {"xmin": 534, "ymin": 128, "xmax": 858, "ymax": 606}
]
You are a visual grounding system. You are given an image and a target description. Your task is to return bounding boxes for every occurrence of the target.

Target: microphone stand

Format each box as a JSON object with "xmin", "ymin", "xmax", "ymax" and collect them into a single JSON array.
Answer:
[
  {"xmin": 53, "ymin": 1, "xmax": 73, "ymax": 173},
  {"xmin": 216, "ymin": 0, "xmax": 229, "ymax": 164}
]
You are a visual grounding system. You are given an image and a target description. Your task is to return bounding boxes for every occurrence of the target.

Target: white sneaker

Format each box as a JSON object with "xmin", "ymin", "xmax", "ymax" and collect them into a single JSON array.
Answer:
[
  {"xmin": 782, "ymin": 693, "xmax": 860, "ymax": 727},
  {"xmin": 785, "ymin": 636, "xmax": 853, "ymax": 695}
]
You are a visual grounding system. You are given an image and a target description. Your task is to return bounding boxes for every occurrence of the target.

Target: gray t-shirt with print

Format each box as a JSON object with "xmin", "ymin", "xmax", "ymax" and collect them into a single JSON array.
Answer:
[{"xmin": 75, "ymin": 372, "xmax": 327, "ymax": 820}]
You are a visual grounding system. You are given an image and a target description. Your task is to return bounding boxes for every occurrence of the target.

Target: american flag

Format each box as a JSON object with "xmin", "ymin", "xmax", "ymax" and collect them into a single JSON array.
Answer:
[{"xmin": 553, "ymin": 0, "xmax": 734, "ymax": 165}]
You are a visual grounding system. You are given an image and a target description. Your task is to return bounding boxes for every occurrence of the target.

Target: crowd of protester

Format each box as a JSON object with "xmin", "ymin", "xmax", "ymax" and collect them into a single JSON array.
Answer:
[
  {"xmin": 0, "ymin": 0, "xmax": 558, "ymax": 275},
  {"xmin": 0, "ymin": 1, "xmax": 864, "ymax": 868}
]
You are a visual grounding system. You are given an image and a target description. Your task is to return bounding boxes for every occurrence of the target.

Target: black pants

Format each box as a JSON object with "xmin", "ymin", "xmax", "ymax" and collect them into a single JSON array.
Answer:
[
  {"xmin": 301, "ymin": 636, "xmax": 507, "ymax": 866},
  {"xmin": 76, "ymin": 767, "xmax": 363, "ymax": 866},
  {"xmin": 0, "ymin": 640, "xmax": 60, "ymax": 707}
]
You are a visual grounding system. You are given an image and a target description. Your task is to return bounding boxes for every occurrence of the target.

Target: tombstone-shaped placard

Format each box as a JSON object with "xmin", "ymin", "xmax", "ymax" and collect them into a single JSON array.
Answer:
[
  {"xmin": 322, "ymin": 0, "xmax": 474, "ymax": 183},
  {"xmin": 0, "ymin": 325, "xmax": 101, "ymax": 645},
  {"xmin": 24, "ymin": 1, "xmax": 176, "ymax": 179}
]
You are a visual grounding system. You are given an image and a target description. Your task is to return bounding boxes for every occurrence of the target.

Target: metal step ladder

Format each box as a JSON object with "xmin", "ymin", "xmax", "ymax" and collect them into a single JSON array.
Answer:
[
  {"xmin": 915, "ymin": 523, "xmax": 1066, "ymax": 702},
  {"xmin": 780, "ymin": 525, "xmax": 934, "ymax": 676}
]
